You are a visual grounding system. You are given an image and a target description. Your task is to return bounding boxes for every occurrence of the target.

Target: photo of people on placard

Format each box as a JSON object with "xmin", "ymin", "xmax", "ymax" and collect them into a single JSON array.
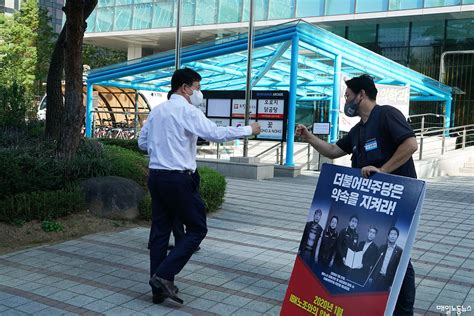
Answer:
[
  {"xmin": 333, "ymin": 214, "xmax": 360, "ymax": 277},
  {"xmin": 371, "ymin": 227, "xmax": 404, "ymax": 291},
  {"xmin": 298, "ymin": 209, "xmax": 323, "ymax": 268},
  {"xmin": 318, "ymin": 215, "xmax": 339, "ymax": 271},
  {"xmin": 347, "ymin": 225, "xmax": 380, "ymax": 286}
]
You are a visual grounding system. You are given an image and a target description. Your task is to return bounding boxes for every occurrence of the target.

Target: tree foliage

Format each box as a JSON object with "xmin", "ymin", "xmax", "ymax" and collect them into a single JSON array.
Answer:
[
  {"xmin": 83, "ymin": 44, "xmax": 126, "ymax": 69},
  {"xmin": 0, "ymin": 0, "xmax": 55, "ymax": 121}
]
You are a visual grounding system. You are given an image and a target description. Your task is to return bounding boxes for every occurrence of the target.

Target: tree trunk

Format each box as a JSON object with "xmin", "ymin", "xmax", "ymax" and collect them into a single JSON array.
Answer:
[
  {"xmin": 44, "ymin": 1, "xmax": 97, "ymax": 141},
  {"xmin": 56, "ymin": 1, "xmax": 85, "ymax": 159},
  {"xmin": 44, "ymin": 27, "xmax": 66, "ymax": 140}
]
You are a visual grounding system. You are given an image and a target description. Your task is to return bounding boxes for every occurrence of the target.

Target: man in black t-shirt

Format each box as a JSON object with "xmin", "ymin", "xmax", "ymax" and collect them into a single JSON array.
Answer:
[{"xmin": 296, "ymin": 74, "xmax": 418, "ymax": 316}]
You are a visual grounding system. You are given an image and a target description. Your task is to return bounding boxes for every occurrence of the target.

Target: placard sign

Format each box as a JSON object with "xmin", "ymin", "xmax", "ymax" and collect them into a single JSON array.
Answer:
[{"xmin": 202, "ymin": 90, "xmax": 289, "ymax": 141}]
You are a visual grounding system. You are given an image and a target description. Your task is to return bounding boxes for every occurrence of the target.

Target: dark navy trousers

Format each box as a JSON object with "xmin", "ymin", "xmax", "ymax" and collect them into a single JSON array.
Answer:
[{"xmin": 147, "ymin": 169, "xmax": 207, "ymax": 288}]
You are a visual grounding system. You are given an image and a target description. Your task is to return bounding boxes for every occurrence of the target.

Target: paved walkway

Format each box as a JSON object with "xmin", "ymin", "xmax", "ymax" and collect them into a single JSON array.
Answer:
[{"xmin": 0, "ymin": 173, "xmax": 472, "ymax": 315}]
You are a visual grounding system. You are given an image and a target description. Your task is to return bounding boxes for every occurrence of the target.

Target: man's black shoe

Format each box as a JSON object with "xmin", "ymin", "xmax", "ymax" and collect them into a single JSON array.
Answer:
[
  {"xmin": 149, "ymin": 275, "xmax": 183, "ymax": 304},
  {"xmin": 152, "ymin": 286, "xmax": 178, "ymax": 304}
]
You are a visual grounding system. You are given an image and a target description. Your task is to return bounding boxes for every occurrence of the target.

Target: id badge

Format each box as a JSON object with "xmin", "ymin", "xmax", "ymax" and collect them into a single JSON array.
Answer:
[{"xmin": 364, "ymin": 138, "xmax": 378, "ymax": 152}]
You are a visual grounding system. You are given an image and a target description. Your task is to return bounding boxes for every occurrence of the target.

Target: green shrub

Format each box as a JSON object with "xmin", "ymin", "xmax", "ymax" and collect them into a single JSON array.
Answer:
[
  {"xmin": 138, "ymin": 193, "xmax": 152, "ymax": 220},
  {"xmin": 41, "ymin": 220, "xmax": 64, "ymax": 232},
  {"xmin": 0, "ymin": 83, "xmax": 30, "ymax": 128},
  {"xmin": 198, "ymin": 167, "xmax": 226, "ymax": 213},
  {"xmin": 0, "ymin": 187, "xmax": 85, "ymax": 224},
  {"xmin": 138, "ymin": 167, "xmax": 226, "ymax": 220},
  {"xmin": 98, "ymin": 138, "xmax": 141, "ymax": 153},
  {"xmin": 103, "ymin": 145, "xmax": 148, "ymax": 187}
]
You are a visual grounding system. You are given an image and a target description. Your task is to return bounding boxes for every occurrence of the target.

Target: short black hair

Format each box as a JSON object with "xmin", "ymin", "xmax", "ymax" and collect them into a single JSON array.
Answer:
[
  {"xmin": 168, "ymin": 68, "xmax": 202, "ymax": 99},
  {"xmin": 349, "ymin": 214, "xmax": 359, "ymax": 222},
  {"xmin": 345, "ymin": 74, "xmax": 378, "ymax": 101},
  {"xmin": 388, "ymin": 227, "xmax": 399, "ymax": 237},
  {"xmin": 368, "ymin": 225, "xmax": 378, "ymax": 234},
  {"xmin": 314, "ymin": 209, "xmax": 322, "ymax": 216},
  {"xmin": 330, "ymin": 215, "xmax": 339, "ymax": 223}
]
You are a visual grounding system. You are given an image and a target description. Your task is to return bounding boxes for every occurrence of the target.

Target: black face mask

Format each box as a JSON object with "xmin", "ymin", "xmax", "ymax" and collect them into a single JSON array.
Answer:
[{"xmin": 344, "ymin": 94, "xmax": 361, "ymax": 117}]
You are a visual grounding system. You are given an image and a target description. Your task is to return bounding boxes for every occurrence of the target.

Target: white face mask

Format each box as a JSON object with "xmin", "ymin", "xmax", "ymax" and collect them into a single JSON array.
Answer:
[{"xmin": 189, "ymin": 89, "xmax": 204, "ymax": 106}]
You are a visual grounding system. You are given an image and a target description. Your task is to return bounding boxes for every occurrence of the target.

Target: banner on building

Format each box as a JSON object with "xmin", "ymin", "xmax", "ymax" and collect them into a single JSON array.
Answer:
[
  {"xmin": 339, "ymin": 78, "xmax": 410, "ymax": 132},
  {"xmin": 281, "ymin": 164, "xmax": 426, "ymax": 316}
]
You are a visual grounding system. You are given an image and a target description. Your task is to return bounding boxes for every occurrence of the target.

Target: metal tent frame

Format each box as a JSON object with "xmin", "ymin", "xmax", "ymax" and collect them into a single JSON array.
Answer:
[{"xmin": 85, "ymin": 20, "xmax": 453, "ymax": 166}]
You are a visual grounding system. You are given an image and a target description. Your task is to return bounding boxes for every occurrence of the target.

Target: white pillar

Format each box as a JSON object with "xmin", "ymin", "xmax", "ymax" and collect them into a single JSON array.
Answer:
[{"xmin": 127, "ymin": 45, "xmax": 142, "ymax": 60}]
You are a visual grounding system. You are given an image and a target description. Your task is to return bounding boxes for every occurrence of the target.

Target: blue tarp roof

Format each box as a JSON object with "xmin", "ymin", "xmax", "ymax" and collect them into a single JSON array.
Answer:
[
  {"xmin": 87, "ymin": 20, "xmax": 452, "ymax": 101},
  {"xmin": 85, "ymin": 20, "xmax": 453, "ymax": 164}
]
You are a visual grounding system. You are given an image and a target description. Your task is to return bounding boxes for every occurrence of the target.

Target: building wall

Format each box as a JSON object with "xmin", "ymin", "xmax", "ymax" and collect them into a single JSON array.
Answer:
[{"xmin": 38, "ymin": 0, "xmax": 64, "ymax": 33}]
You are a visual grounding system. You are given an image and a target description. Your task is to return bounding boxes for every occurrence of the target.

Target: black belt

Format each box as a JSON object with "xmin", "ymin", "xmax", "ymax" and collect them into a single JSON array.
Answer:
[{"xmin": 150, "ymin": 169, "xmax": 194, "ymax": 175}]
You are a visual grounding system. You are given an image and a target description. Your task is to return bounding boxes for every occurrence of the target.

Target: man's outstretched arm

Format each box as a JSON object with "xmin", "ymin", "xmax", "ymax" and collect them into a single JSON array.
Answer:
[{"xmin": 296, "ymin": 124, "xmax": 347, "ymax": 159}]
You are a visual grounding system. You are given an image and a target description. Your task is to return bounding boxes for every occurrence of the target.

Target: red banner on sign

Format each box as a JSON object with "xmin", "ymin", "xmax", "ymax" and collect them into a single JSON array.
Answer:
[
  {"xmin": 281, "ymin": 256, "xmax": 389, "ymax": 316},
  {"xmin": 257, "ymin": 113, "xmax": 284, "ymax": 119}
]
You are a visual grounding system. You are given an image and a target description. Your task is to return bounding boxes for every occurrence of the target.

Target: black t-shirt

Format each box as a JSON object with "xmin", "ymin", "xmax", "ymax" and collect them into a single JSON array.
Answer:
[{"xmin": 336, "ymin": 105, "xmax": 417, "ymax": 178}]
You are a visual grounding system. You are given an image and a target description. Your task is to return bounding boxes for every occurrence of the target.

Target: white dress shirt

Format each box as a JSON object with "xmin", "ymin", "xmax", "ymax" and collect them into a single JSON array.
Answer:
[
  {"xmin": 138, "ymin": 94, "xmax": 252, "ymax": 171},
  {"xmin": 380, "ymin": 244, "xmax": 395, "ymax": 275}
]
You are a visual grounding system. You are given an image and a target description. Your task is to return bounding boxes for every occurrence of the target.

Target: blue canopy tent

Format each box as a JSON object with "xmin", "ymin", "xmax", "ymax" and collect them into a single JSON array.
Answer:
[{"xmin": 85, "ymin": 20, "xmax": 453, "ymax": 166}]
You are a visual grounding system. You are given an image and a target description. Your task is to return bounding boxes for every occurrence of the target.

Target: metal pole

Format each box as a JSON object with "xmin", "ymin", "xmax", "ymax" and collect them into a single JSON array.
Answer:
[
  {"xmin": 85, "ymin": 83, "xmax": 94, "ymax": 138},
  {"xmin": 307, "ymin": 143, "xmax": 311, "ymax": 170},
  {"xmin": 462, "ymin": 127, "xmax": 466, "ymax": 149},
  {"xmin": 285, "ymin": 34, "xmax": 299, "ymax": 166},
  {"xmin": 280, "ymin": 142, "xmax": 284, "ymax": 166},
  {"xmin": 243, "ymin": 0, "xmax": 255, "ymax": 157},
  {"xmin": 329, "ymin": 55, "xmax": 342, "ymax": 144},
  {"xmin": 419, "ymin": 116, "xmax": 424, "ymax": 160},
  {"xmin": 134, "ymin": 91, "xmax": 139, "ymax": 139},
  {"xmin": 175, "ymin": 0, "xmax": 182, "ymax": 70}
]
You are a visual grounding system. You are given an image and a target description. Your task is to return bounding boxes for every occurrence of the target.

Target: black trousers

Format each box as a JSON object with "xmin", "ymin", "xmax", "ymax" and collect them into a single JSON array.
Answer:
[
  {"xmin": 147, "ymin": 169, "xmax": 207, "ymax": 287},
  {"xmin": 394, "ymin": 260, "xmax": 416, "ymax": 316},
  {"xmin": 373, "ymin": 260, "xmax": 416, "ymax": 315}
]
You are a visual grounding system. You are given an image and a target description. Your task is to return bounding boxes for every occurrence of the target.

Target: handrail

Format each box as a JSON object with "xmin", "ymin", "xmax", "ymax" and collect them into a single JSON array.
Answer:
[{"xmin": 255, "ymin": 142, "xmax": 281, "ymax": 158}]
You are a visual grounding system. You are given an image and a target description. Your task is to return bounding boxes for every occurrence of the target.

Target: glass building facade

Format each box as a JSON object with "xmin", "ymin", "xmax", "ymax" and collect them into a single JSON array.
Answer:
[
  {"xmin": 87, "ymin": 0, "xmax": 474, "ymax": 32},
  {"xmin": 85, "ymin": 0, "xmax": 474, "ymax": 126}
]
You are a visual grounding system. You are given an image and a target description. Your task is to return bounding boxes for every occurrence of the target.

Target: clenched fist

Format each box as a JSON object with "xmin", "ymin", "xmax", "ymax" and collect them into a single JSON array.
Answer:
[{"xmin": 250, "ymin": 122, "xmax": 261, "ymax": 135}]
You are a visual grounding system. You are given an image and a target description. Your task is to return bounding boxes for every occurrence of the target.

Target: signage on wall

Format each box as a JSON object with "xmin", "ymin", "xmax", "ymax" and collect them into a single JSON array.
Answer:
[{"xmin": 201, "ymin": 90, "xmax": 289, "ymax": 141}]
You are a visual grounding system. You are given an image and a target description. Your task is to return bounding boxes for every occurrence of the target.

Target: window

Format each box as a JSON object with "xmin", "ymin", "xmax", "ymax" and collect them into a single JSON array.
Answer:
[
  {"xmin": 296, "ymin": 0, "xmax": 324, "ymax": 17},
  {"xmin": 195, "ymin": 0, "xmax": 217, "ymax": 25},
  {"xmin": 182, "ymin": 0, "xmax": 196, "ymax": 26},
  {"xmin": 242, "ymin": 0, "xmax": 268, "ymax": 21},
  {"xmin": 152, "ymin": 1, "xmax": 174, "ymax": 28},
  {"xmin": 410, "ymin": 21, "xmax": 444, "ymax": 46},
  {"xmin": 96, "ymin": 7, "xmax": 114, "ymax": 32},
  {"xmin": 218, "ymin": 0, "xmax": 243, "ymax": 23},
  {"xmin": 356, "ymin": 0, "xmax": 388, "ymax": 13},
  {"xmin": 325, "ymin": 0, "xmax": 355, "ymax": 15},
  {"xmin": 348, "ymin": 24, "xmax": 377, "ymax": 45},
  {"xmin": 446, "ymin": 19, "xmax": 474, "ymax": 45},
  {"xmin": 268, "ymin": 0, "xmax": 294, "ymax": 20},
  {"xmin": 378, "ymin": 22, "xmax": 410, "ymax": 47},
  {"xmin": 424, "ymin": 0, "xmax": 461, "ymax": 7},
  {"xmin": 114, "ymin": 6, "xmax": 132, "ymax": 31},
  {"xmin": 133, "ymin": 3, "xmax": 153, "ymax": 30},
  {"xmin": 389, "ymin": 0, "xmax": 423, "ymax": 10}
]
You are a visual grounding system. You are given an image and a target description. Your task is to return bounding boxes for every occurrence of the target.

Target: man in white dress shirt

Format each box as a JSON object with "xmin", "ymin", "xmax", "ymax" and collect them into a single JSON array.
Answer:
[{"xmin": 138, "ymin": 68, "xmax": 261, "ymax": 304}]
